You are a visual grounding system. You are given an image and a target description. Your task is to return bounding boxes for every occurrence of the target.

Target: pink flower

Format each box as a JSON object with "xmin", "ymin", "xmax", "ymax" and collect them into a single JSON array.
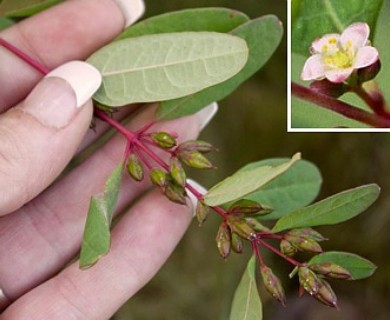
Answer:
[{"xmin": 301, "ymin": 22, "xmax": 379, "ymax": 83}]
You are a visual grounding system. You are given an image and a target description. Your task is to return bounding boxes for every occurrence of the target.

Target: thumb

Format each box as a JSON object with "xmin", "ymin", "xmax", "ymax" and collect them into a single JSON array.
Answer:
[{"xmin": 0, "ymin": 61, "xmax": 101, "ymax": 216}]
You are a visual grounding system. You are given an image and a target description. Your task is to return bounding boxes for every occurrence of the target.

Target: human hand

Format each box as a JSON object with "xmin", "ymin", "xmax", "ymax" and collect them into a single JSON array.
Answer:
[{"xmin": 0, "ymin": 1, "xmax": 216, "ymax": 318}]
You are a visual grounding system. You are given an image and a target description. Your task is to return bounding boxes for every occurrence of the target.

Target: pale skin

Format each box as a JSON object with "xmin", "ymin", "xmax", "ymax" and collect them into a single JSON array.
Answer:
[{"xmin": 0, "ymin": 1, "xmax": 202, "ymax": 318}]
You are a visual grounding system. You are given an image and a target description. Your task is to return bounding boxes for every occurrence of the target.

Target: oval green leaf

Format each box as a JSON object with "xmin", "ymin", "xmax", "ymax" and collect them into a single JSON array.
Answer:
[
  {"xmin": 0, "ymin": 16, "xmax": 13, "ymax": 30},
  {"xmin": 88, "ymin": 32, "xmax": 249, "ymax": 107},
  {"xmin": 204, "ymin": 153, "xmax": 301, "ymax": 207},
  {"xmin": 308, "ymin": 251, "xmax": 377, "ymax": 280},
  {"xmin": 230, "ymin": 255, "xmax": 262, "ymax": 320},
  {"xmin": 80, "ymin": 163, "xmax": 124, "ymax": 269},
  {"xmin": 273, "ymin": 184, "xmax": 380, "ymax": 233},
  {"xmin": 239, "ymin": 158, "xmax": 322, "ymax": 220},
  {"xmin": 0, "ymin": 0, "xmax": 63, "ymax": 17},
  {"xmin": 157, "ymin": 15, "xmax": 284, "ymax": 120},
  {"xmin": 292, "ymin": 0, "xmax": 384, "ymax": 56},
  {"xmin": 116, "ymin": 7, "xmax": 249, "ymax": 40}
]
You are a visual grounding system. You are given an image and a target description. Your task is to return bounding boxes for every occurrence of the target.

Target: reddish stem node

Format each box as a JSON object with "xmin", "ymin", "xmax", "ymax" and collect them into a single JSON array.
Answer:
[{"xmin": 257, "ymin": 238, "xmax": 302, "ymax": 267}]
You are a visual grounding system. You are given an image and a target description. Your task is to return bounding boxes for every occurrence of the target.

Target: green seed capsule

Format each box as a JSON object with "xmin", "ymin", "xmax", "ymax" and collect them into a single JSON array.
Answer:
[
  {"xmin": 127, "ymin": 153, "xmax": 144, "ymax": 181},
  {"xmin": 163, "ymin": 181, "xmax": 187, "ymax": 205},
  {"xmin": 151, "ymin": 132, "xmax": 177, "ymax": 149},
  {"xmin": 298, "ymin": 266, "xmax": 321, "ymax": 296},
  {"xmin": 150, "ymin": 168, "xmax": 167, "ymax": 187},
  {"xmin": 196, "ymin": 201, "xmax": 210, "ymax": 226},
  {"xmin": 216, "ymin": 222, "xmax": 231, "ymax": 259},
  {"xmin": 227, "ymin": 216, "xmax": 256, "ymax": 240},
  {"xmin": 177, "ymin": 140, "xmax": 215, "ymax": 153},
  {"xmin": 313, "ymin": 279, "xmax": 338, "ymax": 308},
  {"xmin": 231, "ymin": 232, "xmax": 243, "ymax": 253},
  {"xmin": 280, "ymin": 239, "xmax": 297, "ymax": 257},
  {"xmin": 228, "ymin": 199, "xmax": 273, "ymax": 215},
  {"xmin": 178, "ymin": 151, "xmax": 214, "ymax": 169},
  {"xmin": 260, "ymin": 265, "xmax": 287, "ymax": 306},
  {"xmin": 309, "ymin": 262, "xmax": 352, "ymax": 280},
  {"xmin": 169, "ymin": 157, "xmax": 186, "ymax": 187}
]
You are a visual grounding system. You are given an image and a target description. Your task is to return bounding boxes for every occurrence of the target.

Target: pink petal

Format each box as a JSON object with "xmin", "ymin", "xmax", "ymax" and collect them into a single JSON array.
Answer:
[
  {"xmin": 301, "ymin": 54, "xmax": 325, "ymax": 81},
  {"xmin": 340, "ymin": 22, "xmax": 370, "ymax": 50},
  {"xmin": 324, "ymin": 68, "xmax": 354, "ymax": 83},
  {"xmin": 311, "ymin": 34, "xmax": 340, "ymax": 54},
  {"xmin": 353, "ymin": 46, "xmax": 379, "ymax": 69}
]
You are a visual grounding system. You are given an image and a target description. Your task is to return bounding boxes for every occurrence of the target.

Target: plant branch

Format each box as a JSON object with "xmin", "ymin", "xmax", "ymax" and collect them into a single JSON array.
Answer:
[
  {"xmin": 257, "ymin": 238, "xmax": 302, "ymax": 267},
  {"xmin": 352, "ymin": 85, "xmax": 390, "ymax": 118},
  {"xmin": 291, "ymin": 82, "xmax": 390, "ymax": 128}
]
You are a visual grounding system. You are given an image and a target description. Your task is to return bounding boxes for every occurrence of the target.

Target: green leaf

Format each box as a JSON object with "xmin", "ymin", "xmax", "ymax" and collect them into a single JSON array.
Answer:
[
  {"xmin": 292, "ymin": 0, "xmax": 384, "ymax": 56},
  {"xmin": 291, "ymin": 0, "xmax": 302, "ymax": 26},
  {"xmin": 0, "ymin": 16, "xmax": 13, "ymax": 30},
  {"xmin": 79, "ymin": 163, "xmax": 124, "ymax": 269},
  {"xmin": 230, "ymin": 255, "xmax": 262, "ymax": 320},
  {"xmin": 308, "ymin": 251, "xmax": 377, "ymax": 280},
  {"xmin": 88, "ymin": 32, "xmax": 249, "ymax": 107},
  {"xmin": 116, "ymin": 7, "xmax": 249, "ymax": 40},
  {"xmin": 204, "ymin": 153, "xmax": 301, "ymax": 207},
  {"xmin": 0, "ymin": 0, "xmax": 63, "ymax": 17},
  {"xmin": 239, "ymin": 158, "xmax": 322, "ymax": 220},
  {"xmin": 273, "ymin": 184, "xmax": 380, "ymax": 232},
  {"xmin": 157, "ymin": 15, "xmax": 283, "ymax": 120}
]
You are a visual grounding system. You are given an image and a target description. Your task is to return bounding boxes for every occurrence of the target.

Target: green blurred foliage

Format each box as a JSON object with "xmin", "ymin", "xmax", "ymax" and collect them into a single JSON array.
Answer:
[{"xmin": 113, "ymin": 1, "xmax": 390, "ymax": 319}]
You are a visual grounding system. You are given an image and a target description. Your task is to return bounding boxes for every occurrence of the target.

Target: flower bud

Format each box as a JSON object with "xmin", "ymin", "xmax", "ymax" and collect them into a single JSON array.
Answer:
[
  {"xmin": 216, "ymin": 222, "xmax": 231, "ymax": 259},
  {"xmin": 151, "ymin": 132, "xmax": 177, "ymax": 149},
  {"xmin": 169, "ymin": 157, "xmax": 186, "ymax": 187},
  {"xmin": 280, "ymin": 239, "xmax": 297, "ymax": 257},
  {"xmin": 260, "ymin": 265, "xmax": 287, "ymax": 306},
  {"xmin": 127, "ymin": 153, "xmax": 144, "ymax": 181},
  {"xmin": 177, "ymin": 140, "xmax": 215, "ymax": 153},
  {"xmin": 150, "ymin": 168, "xmax": 167, "ymax": 187},
  {"xmin": 313, "ymin": 279, "xmax": 338, "ymax": 308},
  {"xmin": 287, "ymin": 228, "xmax": 327, "ymax": 242},
  {"xmin": 228, "ymin": 199, "xmax": 273, "ymax": 215},
  {"xmin": 284, "ymin": 235, "xmax": 323, "ymax": 253},
  {"xmin": 178, "ymin": 151, "xmax": 214, "ymax": 169},
  {"xmin": 309, "ymin": 262, "xmax": 352, "ymax": 280},
  {"xmin": 227, "ymin": 216, "xmax": 256, "ymax": 240},
  {"xmin": 196, "ymin": 201, "xmax": 210, "ymax": 226},
  {"xmin": 164, "ymin": 181, "xmax": 187, "ymax": 205},
  {"xmin": 310, "ymin": 79, "xmax": 348, "ymax": 98},
  {"xmin": 358, "ymin": 59, "xmax": 381, "ymax": 83},
  {"xmin": 298, "ymin": 266, "xmax": 321, "ymax": 296},
  {"xmin": 245, "ymin": 218, "xmax": 271, "ymax": 232},
  {"xmin": 231, "ymin": 232, "xmax": 243, "ymax": 253}
]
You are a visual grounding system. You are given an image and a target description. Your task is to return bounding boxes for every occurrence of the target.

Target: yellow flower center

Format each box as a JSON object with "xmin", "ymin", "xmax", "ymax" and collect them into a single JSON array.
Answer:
[{"xmin": 321, "ymin": 38, "xmax": 354, "ymax": 69}]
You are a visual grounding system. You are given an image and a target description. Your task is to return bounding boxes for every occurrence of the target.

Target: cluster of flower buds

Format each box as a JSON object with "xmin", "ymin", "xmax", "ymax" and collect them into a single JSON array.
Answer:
[
  {"xmin": 280, "ymin": 228, "xmax": 327, "ymax": 257},
  {"xmin": 296, "ymin": 262, "xmax": 351, "ymax": 308},
  {"xmin": 126, "ymin": 131, "xmax": 217, "ymax": 205},
  {"xmin": 215, "ymin": 199, "xmax": 273, "ymax": 259}
]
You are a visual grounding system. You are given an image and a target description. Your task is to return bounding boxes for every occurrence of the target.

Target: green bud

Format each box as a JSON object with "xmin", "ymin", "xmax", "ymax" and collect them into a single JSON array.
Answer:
[
  {"xmin": 127, "ymin": 153, "xmax": 144, "ymax": 181},
  {"xmin": 298, "ymin": 266, "xmax": 321, "ymax": 296},
  {"xmin": 314, "ymin": 279, "xmax": 338, "ymax": 308},
  {"xmin": 287, "ymin": 228, "xmax": 327, "ymax": 242},
  {"xmin": 151, "ymin": 132, "xmax": 177, "ymax": 149},
  {"xmin": 196, "ymin": 201, "xmax": 209, "ymax": 226},
  {"xmin": 177, "ymin": 140, "xmax": 215, "ymax": 153},
  {"xmin": 260, "ymin": 265, "xmax": 287, "ymax": 306},
  {"xmin": 280, "ymin": 239, "xmax": 297, "ymax": 257},
  {"xmin": 216, "ymin": 222, "xmax": 231, "ymax": 259},
  {"xmin": 150, "ymin": 168, "xmax": 167, "ymax": 187},
  {"xmin": 244, "ymin": 218, "xmax": 271, "ymax": 232},
  {"xmin": 179, "ymin": 151, "xmax": 214, "ymax": 169},
  {"xmin": 285, "ymin": 235, "xmax": 322, "ymax": 253},
  {"xmin": 169, "ymin": 157, "xmax": 186, "ymax": 187},
  {"xmin": 227, "ymin": 216, "xmax": 256, "ymax": 240},
  {"xmin": 231, "ymin": 232, "xmax": 243, "ymax": 253},
  {"xmin": 164, "ymin": 181, "xmax": 187, "ymax": 205},
  {"xmin": 309, "ymin": 262, "xmax": 352, "ymax": 280},
  {"xmin": 228, "ymin": 199, "xmax": 273, "ymax": 215}
]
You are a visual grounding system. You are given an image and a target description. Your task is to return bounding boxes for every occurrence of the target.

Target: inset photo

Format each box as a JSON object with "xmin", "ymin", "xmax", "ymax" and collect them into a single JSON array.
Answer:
[{"xmin": 289, "ymin": 0, "xmax": 390, "ymax": 131}]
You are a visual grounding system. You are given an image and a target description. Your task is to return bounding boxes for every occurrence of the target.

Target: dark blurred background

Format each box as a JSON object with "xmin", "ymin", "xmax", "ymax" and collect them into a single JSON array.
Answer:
[{"xmin": 113, "ymin": 1, "xmax": 390, "ymax": 319}]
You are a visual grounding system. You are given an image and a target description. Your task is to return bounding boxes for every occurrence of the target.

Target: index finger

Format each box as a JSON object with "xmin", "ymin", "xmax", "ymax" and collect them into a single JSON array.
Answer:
[{"xmin": 0, "ymin": 0, "xmax": 144, "ymax": 110}]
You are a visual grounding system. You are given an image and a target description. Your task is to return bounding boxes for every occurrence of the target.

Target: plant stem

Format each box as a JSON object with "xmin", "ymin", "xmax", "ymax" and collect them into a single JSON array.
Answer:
[
  {"xmin": 257, "ymin": 238, "xmax": 302, "ymax": 267},
  {"xmin": 0, "ymin": 38, "xmax": 50, "ymax": 75},
  {"xmin": 291, "ymin": 82, "xmax": 390, "ymax": 128},
  {"xmin": 251, "ymin": 240, "xmax": 266, "ymax": 267},
  {"xmin": 352, "ymin": 85, "xmax": 390, "ymax": 118}
]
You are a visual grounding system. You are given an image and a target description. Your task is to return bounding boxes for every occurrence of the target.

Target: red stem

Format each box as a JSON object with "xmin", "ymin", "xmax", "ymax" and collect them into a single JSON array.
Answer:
[
  {"xmin": 251, "ymin": 240, "xmax": 266, "ymax": 267},
  {"xmin": 0, "ymin": 38, "xmax": 50, "ymax": 75},
  {"xmin": 257, "ymin": 238, "xmax": 302, "ymax": 267},
  {"xmin": 352, "ymin": 85, "xmax": 390, "ymax": 118},
  {"xmin": 291, "ymin": 82, "xmax": 390, "ymax": 128}
]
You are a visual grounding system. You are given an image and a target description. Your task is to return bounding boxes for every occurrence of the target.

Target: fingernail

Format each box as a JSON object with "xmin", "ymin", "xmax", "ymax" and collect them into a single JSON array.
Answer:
[
  {"xmin": 21, "ymin": 61, "xmax": 101, "ymax": 128},
  {"xmin": 186, "ymin": 179, "xmax": 207, "ymax": 216},
  {"xmin": 195, "ymin": 102, "xmax": 218, "ymax": 131},
  {"xmin": 115, "ymin": 0, "xmax": 145, "ymax": 28}
]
